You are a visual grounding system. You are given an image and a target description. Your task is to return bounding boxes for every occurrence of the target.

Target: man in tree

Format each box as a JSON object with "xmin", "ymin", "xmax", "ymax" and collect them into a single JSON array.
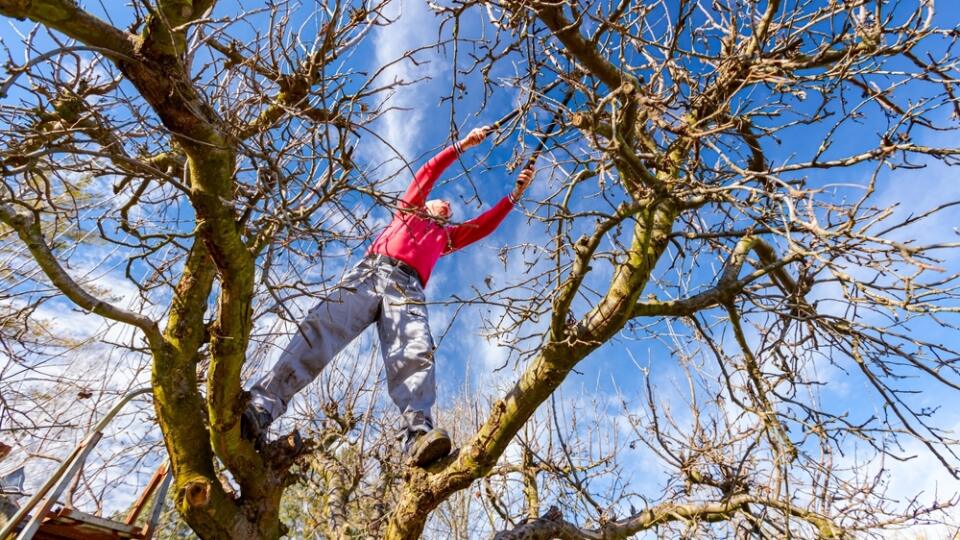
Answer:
[{"xmin": 242, "ymin": 127, "xmax": 534, "ymax": 466}]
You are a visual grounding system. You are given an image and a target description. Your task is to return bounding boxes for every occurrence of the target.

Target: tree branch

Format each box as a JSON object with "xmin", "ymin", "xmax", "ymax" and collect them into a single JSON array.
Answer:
[
  {"xmin": 141, "ymin": 0, "xmax": 214, "ymax": 58},
  {"xmin": 493, "ymin": 495, "xmax": 848, "ymax": 540},
  {"xmin": 0, "ymin": 203, "xmax": 160, "ymax": 342},
  {"xmin": 631, "ymin": 236, "xmax": 803, "ymax": 318},
  {"xmin": 530, "ymin": 1, "xmax": 633, "ymax": 90},
  {"xmin": 0, "ymin": 0, "xmax": 134, "ymax": 59}
]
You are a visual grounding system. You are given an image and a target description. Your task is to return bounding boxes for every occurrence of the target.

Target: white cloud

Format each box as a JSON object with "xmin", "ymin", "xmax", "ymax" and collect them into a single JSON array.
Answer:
[{"xmin": 369, "ymin": 0, "xmax": 446, "ymax": 185}]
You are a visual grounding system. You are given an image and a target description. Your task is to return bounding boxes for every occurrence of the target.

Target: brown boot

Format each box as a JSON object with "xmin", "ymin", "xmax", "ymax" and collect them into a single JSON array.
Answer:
[
  {"xmin": 240, "ymin": 402, "xmax": 273, "ymax": 451},
  {"xmin": 404, "ymin": 428, "xmax": 452, "ymax": 467}
]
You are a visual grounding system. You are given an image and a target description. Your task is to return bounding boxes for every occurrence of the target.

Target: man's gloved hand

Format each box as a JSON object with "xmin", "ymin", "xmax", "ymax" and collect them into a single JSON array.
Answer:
[
  {"xmin": 510, "ymin": 167, "xmax": 534, "ymax": 203},
  {"xmin": 458, "ymin": 126, "xmax": 490, "ymax": 151}
]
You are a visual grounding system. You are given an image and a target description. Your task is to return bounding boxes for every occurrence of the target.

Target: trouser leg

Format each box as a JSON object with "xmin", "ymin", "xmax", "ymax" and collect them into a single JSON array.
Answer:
[
  {"xmin": 377, "ymin": 269, "xmax": 437, "ymax": 431},
  {"xmin": 249, "ymin": 263, "xmax": 380, "ymax": 419}
]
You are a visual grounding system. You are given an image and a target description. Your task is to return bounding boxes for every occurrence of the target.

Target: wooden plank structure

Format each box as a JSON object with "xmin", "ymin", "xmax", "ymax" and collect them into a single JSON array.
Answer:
[{"xmin": 0, "ymin": 388, "xmax": 171, "ymax": 540}]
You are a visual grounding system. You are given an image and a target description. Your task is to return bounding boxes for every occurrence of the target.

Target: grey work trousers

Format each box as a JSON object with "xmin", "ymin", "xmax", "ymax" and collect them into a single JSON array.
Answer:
[{"xmin": 249, "ymin": 256, "xmax": 436, "ymax": 429}]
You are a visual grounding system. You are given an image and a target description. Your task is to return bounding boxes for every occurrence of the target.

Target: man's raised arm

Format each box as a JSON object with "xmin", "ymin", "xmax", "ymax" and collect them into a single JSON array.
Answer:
[
  {"xmin": 445, "ymin": 167, "xmax": 534, "ymax": 253},
  {"xmin": 400, "ymin": 127, "xmax": 490, "ymax": 209}
]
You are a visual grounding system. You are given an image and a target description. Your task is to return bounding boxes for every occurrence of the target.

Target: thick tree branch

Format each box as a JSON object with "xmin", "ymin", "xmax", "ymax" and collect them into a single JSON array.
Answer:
[
  {"xmin": 141, "ymin": 0, "xmax": 215, "ymax": 58},
  {"xmin": 529, "ymin": 1, "xmax": 633, "ymax": 90},
  {"xmin": 574, "ymin": 201, "xmax": 679, "ymax": 346},
  {"xmin": 0, "ymin": 203, "xmax": 160, "ymax": 342},
  {"xmin": 151, "ymin": 240, "xmax": 258, "ymax": 537},
  {"xmin": 0, "ymin": 1, "xmax": 133, "ymax": 59}
]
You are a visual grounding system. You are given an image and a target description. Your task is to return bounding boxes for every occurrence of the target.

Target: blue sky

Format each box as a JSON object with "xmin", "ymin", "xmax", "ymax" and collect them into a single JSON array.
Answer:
[{"xmin": 1, "ymin": 1, "xmax": 960, "ymax": 537}]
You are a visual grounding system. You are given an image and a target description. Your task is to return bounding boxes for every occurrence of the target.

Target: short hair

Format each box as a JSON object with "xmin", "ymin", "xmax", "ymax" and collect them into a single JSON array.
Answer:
[{"xmin": 426, "ymin": 199, "xmax": 452, "ymax": 220}]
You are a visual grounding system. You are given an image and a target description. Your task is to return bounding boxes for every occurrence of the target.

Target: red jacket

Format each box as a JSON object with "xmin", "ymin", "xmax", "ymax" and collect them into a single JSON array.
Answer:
[{"xmin": 368, "ymin": 145, "xmax": 514, "ymax": 285}]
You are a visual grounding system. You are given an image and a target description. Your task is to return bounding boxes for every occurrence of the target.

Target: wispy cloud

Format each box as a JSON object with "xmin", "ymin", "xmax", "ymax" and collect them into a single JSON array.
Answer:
[{"xmin": 368, "ymin": 0, "xmax": 446, "ymax": 183}]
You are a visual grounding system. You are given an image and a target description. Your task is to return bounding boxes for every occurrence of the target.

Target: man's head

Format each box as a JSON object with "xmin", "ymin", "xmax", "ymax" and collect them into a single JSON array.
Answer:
[{"xmin": 425, "ymin": 199, "xmax": 452, "ymax": 223}]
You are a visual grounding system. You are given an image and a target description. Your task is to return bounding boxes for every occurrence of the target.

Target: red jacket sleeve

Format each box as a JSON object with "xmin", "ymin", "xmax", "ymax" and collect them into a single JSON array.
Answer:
[
  {"xmin": 400, "ymin": 145, "xmax": 460, "ymax": 209},
  {"xmin": 444, "ymin": 196, "xmax": 514, "ymax": 254}
]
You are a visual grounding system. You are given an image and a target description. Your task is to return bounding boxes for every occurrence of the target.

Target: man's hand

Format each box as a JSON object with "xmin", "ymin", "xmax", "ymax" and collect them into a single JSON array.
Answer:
[
  {"xmin": 511, "ymin": 167, "xmax": 534, "ymax": 203},
  {"xmin": 458, "ymin": 126, "xmax": 490, "ymax": 151}
]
